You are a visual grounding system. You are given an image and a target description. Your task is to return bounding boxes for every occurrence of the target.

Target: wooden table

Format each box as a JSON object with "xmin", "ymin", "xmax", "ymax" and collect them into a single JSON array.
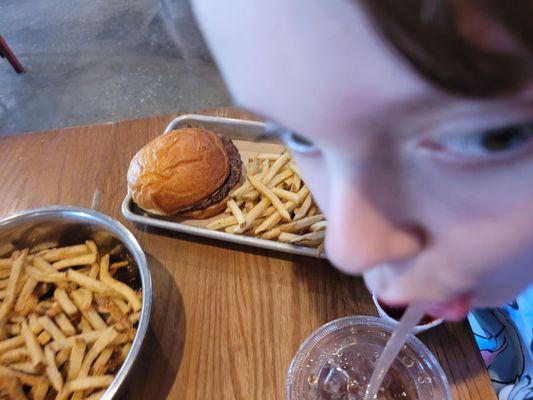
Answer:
[{"xmin": 0, "ymin": 108, "xmax": 496, "ymax": 399}]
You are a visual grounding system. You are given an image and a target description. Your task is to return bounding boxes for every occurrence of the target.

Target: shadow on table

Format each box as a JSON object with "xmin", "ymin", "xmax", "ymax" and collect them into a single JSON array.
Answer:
[
  {"xmin": 137, "ymin": 223, "xmax": 299, "ymax": 263},
  {"xmin": 289, "ymin": 252, "xmax": 377, "ymax": 329},
  {"xmin": 119, "ymin": 254, "xmax": 186, "ymax": 400}
]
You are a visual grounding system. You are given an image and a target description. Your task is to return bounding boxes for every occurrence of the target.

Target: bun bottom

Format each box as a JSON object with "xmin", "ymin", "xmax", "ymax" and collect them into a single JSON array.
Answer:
[{"xmin": 179, "ymin": 196, "xmax": 228, "ymax": 219}]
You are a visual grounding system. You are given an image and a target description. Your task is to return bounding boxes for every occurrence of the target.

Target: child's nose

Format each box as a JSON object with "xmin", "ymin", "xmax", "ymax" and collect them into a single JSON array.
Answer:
[{"xmin": 325, "ymin": 180, "xmax": 424, "ymax": 275}]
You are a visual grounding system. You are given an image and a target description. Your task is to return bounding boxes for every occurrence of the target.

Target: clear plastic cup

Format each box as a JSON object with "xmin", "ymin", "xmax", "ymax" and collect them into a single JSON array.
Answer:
[{"xmin": 286, "ymin": 316, "xmax": 451, "ymax": 400}]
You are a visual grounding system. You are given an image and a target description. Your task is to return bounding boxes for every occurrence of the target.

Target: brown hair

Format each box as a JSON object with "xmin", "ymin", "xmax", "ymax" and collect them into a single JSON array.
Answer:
[{"xmin": 359, "ymin": 0, "xmax": 533, "ymax": 97}]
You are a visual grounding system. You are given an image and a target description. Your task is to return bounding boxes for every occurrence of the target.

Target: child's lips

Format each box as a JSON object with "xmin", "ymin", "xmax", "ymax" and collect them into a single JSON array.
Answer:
[
  {"xmin": 426, "ymin": 294, "xmax": 472, "ymax": 321},
  {"xmin": 377, "ymin": 299, "xmax": 437, "ymax": 325}
]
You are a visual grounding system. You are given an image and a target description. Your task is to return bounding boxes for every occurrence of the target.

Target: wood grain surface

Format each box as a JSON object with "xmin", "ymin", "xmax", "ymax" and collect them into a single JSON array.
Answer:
[{"xmin": 0, "ymin": 108, "xmax": 496, "ymax": 400}]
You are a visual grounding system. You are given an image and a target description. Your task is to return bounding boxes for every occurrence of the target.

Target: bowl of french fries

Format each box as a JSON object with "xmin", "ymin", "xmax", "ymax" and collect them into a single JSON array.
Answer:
[{"xmin": 0, "ymin": 206, "xmax": 151, "ymax": 400}]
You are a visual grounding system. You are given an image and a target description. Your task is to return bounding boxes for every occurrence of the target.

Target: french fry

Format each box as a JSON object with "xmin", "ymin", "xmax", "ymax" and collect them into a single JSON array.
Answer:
[
  {"xmin": 279, "ymin": 230, "xmax": 325, "ymax": 244},
  {"xmin": 85, "ymin": 389, "xmax": 107, "ymax": 400},
  {"xmin": 50, "ymin": 330, "xmax": 104, "ymax": 352},
  {"xmin": 99, "ymin": 255, "xmax": 141, "ymax": 312},
  {"xmin": 21, "ymin": 320, "xmax": 45, "ymax": 367},
  {"xmin": 78, "ymin": 327, "xmax": 118, "ymax": 379},
  {"xmin": 56, "ymin": 347, "xmax": 71, "ymax": 367},
  {"xmin": 45, "ymin": 302, "xmax": 62, "ymax": 318},
  {"xmin": 67, "ymin": 339, "xmax": 86, "ymax": 380},
  {"xmin": 79, "ymin": 289, "xmax": 94, "ymax": 310},
  {"xmin": 28, "ymin": 314, "xmax": 44, "ymax": 335},
  {"xmin": 0, "ymin": 335, "xmax": 25, "ymax": 353},
  {"xmin": 119, "ymin": 342, "xmax": 133, "ymax": 364},
  {"xmin": 38, "ymin": 316, "xmax": 66, "ymax": 342},
  {"xmin": 206, "ymin": 215, "xmax": 238, "ymax": 231},
  {"xmin": 53, "ymin": 253, "xmax": 97, "ymax": 270},
  {"xmin": 255, "ymin": 153, "xmax": 281, "ymax": 160},
  {"xmin": 261, "ymin": 227, "xmax": 282, "ymax": 240},
  {"xmin": 14, "ymin": 276, "xmax": 38, "ymax": 314},
  {"xmin": 54, "ymin": 313, "xmax": 76, "ymax": 336},
  {"xmin": 238, "ymin": 198, "xmax": 271, "ymax": 233},
  {"xmin": 78, "ymin": 318, "xmax": 93, "ymax": 334},
  {"xmin": 294, "ymin": 193, "xmax": 313, "ymax": 220},
  {"xmin": 0, "ymin": 251, "xmax": 27, "ymax": 325},
  {"xmin": 227, "ymin": 199, "xmax": 245, "ymax": 228},
  {"xmin": 56, "ymin": 375, "xmax": 114, "ymax": 400},
  {"xmin": 54, "ymin": 289, "xmax": 77, "ymax": 316},
  {"xmin": 0, "ymin": 269, "xmax": 12, "ymax": 279},
  {"xmin": 0, "ymin": 279, "xmax": 9, "ymax": 289},
  {"xmin": 271, "ymin": 187, "xmax": 300, "ymax": 203},
  {"xmin": 91, "ymin": 347, "xmax": 114, "ymax": 375},
  {"xmin": 30, "ymin": 381, "xmax": 49, "ymax": 400},
  {"xmin": 0, "ymin": 347, "xmax": 28, "ymax": 363},
  {"xmin": 254, "ymin": 200, "xmax": 298, "ymax": 234},
  {"xmin": 0, "ymin": 258, "xmax": 12, "ymax": 269},
  {"xmin": 310, "ymin": 220, "xmax": 327, "ymax": 232},
  {"xmin": 243, "ymin": 189, "xmax": 260, "ymax": 201},
  {"xmin": 37, "ymin": 331, "xmax": 51, "ymax": 346},
  {"xmin": 260, "ymin": 205, "xmax": 276, "ymax": 218},
  {"xmin": 44, "ymin": 345, "xmax": 63, "ymax": 392},
  {"xmin": 71, "ymin": 291, "xmax": 107, "ymax": 330},
  {"xmin": 0, "ymin": 365, "xmax": 48, "ymax": 386},
  {"xmin": 267, "ymin": 168, "xmax": 293, "ymax": 188},
  {"xmin": 109, "ymin": 261, "xmax": 129, "ymax": 274},
  {"xmin": 26, "ymin": 266, "xmax": 67, "ymax": 283},
  {"xmin": 262, "ymin": 152, "xmax": 290, "ymax": 184},
  {"xmin": 85, "ymin": 240, "xmax": 98, "ymax": 255},
  {"xmin": 67, "ymin": 270, "xmax": 112, "ymax": 295},
  {"xmin": 288, "ymin": 163, "xmax": 301, "ymax": 178},
  {"xmin": 32, "ymin": 256, "xmax": 56, "ymax": 273},
  {"xmin": 0, "ymin": 376, "xmax": 26, "ymax": 400},
  {"xmin": 247, "ymin": 158, "xmax": 261, "ymax": 175},
  {"xmin": 112, "ymin": 298, "xmax": 130, "ymax": 314},
  {"xmin": 95, "ymin": 296, "xmax": 129, "ymax": 330},
  {"xmin": 291, "ymin": 172, "xmax": 301, "ymax": 191},
  {"xmin": 279, "ymin": 215, "xmax": 324, "ymax": 233},
  {"xmin": 248, "ymin": 173, "xmax": 291, "ymax": 222},
  {"xmin": 10, "ymin": 361, "xmax": 39, "ymax": 374},
  {"xmin": 89, "ymin": 262, "xmax": 100, "ymax": 279},
  {"xmin": 39, "ymin": 244, "xmax": 89, "ymax": 262},
  {"xmin": 29, "ymin": 241, "xmax": 58, "ymax": 254},
  {"xmin": 7, "ymin": 323, "xmax": 21, "ymax": 336}
]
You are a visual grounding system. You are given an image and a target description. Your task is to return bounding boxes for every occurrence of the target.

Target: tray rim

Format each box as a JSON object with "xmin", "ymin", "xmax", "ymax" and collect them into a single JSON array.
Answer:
[{"xmin": 122, "ymin": 114, "xmax": 323, "ymax": 259}]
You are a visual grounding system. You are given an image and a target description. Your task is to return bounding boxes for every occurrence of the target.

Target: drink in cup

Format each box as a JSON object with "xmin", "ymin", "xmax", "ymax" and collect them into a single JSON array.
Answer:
[{"xmin": 286, "ymin": 316, "xmax": 451, "ymax": 400}]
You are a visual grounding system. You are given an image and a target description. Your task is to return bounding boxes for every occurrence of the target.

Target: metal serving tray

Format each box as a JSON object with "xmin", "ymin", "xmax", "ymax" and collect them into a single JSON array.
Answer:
[{"xmin": 121, "ymin": 114, "xmax": 323, "ymax": 258}]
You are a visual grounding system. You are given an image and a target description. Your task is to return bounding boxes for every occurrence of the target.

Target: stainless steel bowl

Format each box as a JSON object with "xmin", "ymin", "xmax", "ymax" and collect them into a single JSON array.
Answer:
[{"xmin": 0, "ymin": 206, "xmax": 152, "ymax": 399}]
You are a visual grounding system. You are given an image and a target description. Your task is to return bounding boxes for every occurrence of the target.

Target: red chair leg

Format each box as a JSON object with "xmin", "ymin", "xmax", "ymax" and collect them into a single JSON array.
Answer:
[{"xmin": 0, "ymin": 35, "xmax": 25, "ymax": 73}]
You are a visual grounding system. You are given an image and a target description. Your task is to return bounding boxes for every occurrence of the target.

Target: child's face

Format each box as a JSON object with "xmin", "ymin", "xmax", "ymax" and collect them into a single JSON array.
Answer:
[{"xmin": 192, "ymin": 0, "xmax": 533, "ymax": 309}]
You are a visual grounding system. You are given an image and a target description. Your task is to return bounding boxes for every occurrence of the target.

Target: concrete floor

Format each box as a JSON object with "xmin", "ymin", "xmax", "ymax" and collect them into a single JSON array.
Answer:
[{"xmin": 0, "ymin": 0, "xmax": 231, "ymax": 135}]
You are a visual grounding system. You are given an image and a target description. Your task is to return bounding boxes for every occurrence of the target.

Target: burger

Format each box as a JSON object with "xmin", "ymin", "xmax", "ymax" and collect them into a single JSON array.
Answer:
[{"xmin": 127, "ymin": 127, "xmax": 242, "ymax": 218}]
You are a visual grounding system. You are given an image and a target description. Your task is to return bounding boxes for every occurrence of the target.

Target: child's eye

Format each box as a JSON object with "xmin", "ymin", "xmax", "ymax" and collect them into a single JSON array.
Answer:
[
  {"xmin": 480, "ymin": 124, "xmax": 533, "ymax": 152},
  {"xmin": 419, "ymin": 122, "xmax": 533, "ymax": 162}
]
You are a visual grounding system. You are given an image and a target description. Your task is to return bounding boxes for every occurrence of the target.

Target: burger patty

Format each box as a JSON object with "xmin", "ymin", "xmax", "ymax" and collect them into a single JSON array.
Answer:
[{"xmin": 183, "ymin": 134, "xmax": 242, "ymax": 212}]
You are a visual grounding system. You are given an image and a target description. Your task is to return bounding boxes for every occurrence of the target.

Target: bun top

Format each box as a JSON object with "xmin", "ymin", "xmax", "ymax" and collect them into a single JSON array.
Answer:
[{"xmin": 127, "ymin": 128, "xmax": 230, "ymax": 215}]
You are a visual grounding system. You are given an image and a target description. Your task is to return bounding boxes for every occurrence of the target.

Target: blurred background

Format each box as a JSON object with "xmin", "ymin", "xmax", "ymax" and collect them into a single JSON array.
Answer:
[{"xmin": 0, "ymin": 0, "xmax": 230, "ymax": 135}]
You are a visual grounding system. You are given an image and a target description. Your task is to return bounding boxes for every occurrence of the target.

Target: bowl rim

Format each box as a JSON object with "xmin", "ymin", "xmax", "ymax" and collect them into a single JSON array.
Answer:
[
  {"xmin": 371, "ymin": 293, "xmax": 443, "ymax": 335},
  {"xmin": 0, "ymin": 206, "xmax": 152, "ymax": 400}
]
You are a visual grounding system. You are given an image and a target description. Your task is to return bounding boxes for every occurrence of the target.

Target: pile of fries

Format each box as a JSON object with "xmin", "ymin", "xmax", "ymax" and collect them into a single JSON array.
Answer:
[
  {"xmin": 207, "ymin": 151, "xmax": 326, "ymax": 252},
  {"xmin": 0, "ymin": 241, "xmax": 141, "ymax": 399}
]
